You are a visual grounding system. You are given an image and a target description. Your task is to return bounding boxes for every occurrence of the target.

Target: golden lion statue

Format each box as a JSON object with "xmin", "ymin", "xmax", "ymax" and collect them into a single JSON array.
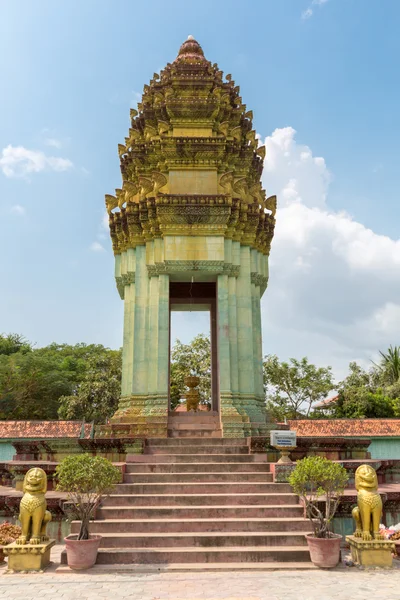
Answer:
[
  {"xmin": 352, "ymin": 464, "xmax": 383, "ymax": 541},
  {"xmin": 16, "ymin": 468, "xmax": 52, "ymax": 545}
]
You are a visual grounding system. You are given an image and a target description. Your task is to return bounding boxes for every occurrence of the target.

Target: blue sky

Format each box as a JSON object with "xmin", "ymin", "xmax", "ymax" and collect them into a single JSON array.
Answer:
[{"xmin": 1, "ymin": 0, "xmax": 399, "ymax": 380}]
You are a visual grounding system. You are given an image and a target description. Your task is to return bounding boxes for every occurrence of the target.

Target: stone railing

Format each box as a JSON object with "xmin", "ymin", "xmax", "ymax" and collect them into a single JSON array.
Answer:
[{"xmin": 250, "ymin": 435, "xmax": 371, "ymax": 462}]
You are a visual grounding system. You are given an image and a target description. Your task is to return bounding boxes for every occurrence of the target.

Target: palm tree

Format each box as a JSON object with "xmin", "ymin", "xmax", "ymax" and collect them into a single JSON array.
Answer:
[{"xmin": 375, "ymin": 345, "xmax": 400, "ymax": 385}]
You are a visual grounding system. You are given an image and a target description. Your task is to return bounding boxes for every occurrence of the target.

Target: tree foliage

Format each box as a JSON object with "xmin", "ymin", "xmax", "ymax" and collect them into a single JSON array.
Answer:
[
  {"xmin": 0, "ymin": 333, "xmax": 32, "ymax": 356},
  {"xmin": 289, "ymin": 456, "xmax": 348, "ymax": 538},
  {"xmin": 58, "ymin": 350, "xmax": 121, "ymax": 423},
  {"xmin": 170, "ymin": 334, "xmax": 211, "ymax": 410},
  {"xmin": 374, "ymin": 345, "xmax": 400, "ymax": 386},
  {"xmin": 332, "ymin": 359, "xmax": 398, "ymax": 419},
  {"xmin": 0, "ymin": 335, "xmax": 122, "ymax": 422},
  {"xmin": 263, "ymin": 355, "xmax": 334, "ymax": 419},
  {"xmin": 56, "ymin": 454, "xmax": 121, "ymax": 540}
]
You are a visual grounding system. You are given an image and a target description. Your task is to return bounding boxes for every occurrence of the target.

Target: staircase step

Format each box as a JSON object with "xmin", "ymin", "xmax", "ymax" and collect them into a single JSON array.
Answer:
[
  {"xmin": 114, "ymin": 482, "xmax": 287, "ymax": 494},
  {"xmin": 101, "ymin": 493, "xmax": 298, "ymax": 507},
  {"xmin": 71, "ymin": 517, "xmax": 310, "ymax": 534},
  {"xmin": 128, "ymin": 454, "xmax": 263, "ymax": 463},
  {"xmin": 168, "ymin": 423, "xmax": 220, "ymax": 431},
  {"xmin": 96, "ymin": 505, "xmax": 304, "ymax": 520},
  {"xmin": 168, "ymin": 429, "xmax": 223, "ymax": 438},
  {"xmin": 92, "ymin": 532, "xmax": 309, "ymax": 549},
  {"xmin": 168, "ymin": 412, "xmax": 220, "ymax": 423},
  {"xmin": 125, "ymin": 463, "xmax": 271, "ymax": 473},
  {"xmin": 63, "ymin": 546, "xmax": 311, "ymax": 565},
  {"xmin": 57, "ymin": 561, "xmax": 317, "ymax": 573},
  {"xmin": 87, "ymin": 431, "xmax": 307, "ymax": 569},
  {"xmin": 144, "ymin": 445, "xmax": 249, "ymax": 455},
  {"xmin": 148, "ymin": 436, "xmax": 239, "ymax": 445},
  {"xmin": 123, "ymin": 472, "xmax": 273, "ymax": 483}
]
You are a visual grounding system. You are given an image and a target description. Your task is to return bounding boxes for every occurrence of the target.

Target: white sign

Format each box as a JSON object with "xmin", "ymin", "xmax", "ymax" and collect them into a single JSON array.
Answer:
[{"xmin": 270, "ymin": 430, "xmax": 297, "ymax": 448}]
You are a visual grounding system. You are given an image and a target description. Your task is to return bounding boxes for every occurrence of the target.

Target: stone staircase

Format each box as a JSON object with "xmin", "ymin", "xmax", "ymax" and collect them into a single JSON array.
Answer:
[
  {"xmin": 168, "ymin": 411, "xmax": 222, "ymax": 438},
  {"xmin": 65, "ymin": 438, "xmax": 314, "ymax": 571}
]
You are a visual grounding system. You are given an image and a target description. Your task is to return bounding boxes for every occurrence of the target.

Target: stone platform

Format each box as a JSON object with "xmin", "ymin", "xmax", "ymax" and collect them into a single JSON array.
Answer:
[
  {"xmin": 346, "ymin": 535, "xmax": 395, "ymax": 568},
  {"xmin": 61, "ymin": 437, "xmax": 313, "ymax": 569},
  {"xmin": 4, "ymin": 539, "xmax": 55, "ymax": 573}
]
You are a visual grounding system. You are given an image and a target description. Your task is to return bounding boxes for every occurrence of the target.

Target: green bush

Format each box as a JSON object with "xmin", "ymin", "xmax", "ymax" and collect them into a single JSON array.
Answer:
[
  {"xmin": 289, "ymin": 456, "xmax": 348, "ymax": 538},
  {"xmin": 56, "ymin": 454, "xmax": 121, "ymax": 540}
]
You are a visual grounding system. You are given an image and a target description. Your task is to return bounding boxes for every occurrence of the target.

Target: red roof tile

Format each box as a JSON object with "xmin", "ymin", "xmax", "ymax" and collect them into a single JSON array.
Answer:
[
  {"xmin": 313, "ymin": 395, "xmax": 339, "ymax": 408},
  {"xmin": 288, "ymin": 419, "xmax": 400, "ymax": 437},
  {"xmin": 0, "ymin": 421, "xmax": 91, "ymax": 439}
]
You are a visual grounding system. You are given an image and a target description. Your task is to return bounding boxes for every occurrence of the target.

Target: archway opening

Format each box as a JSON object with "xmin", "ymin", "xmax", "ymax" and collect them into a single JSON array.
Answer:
[{"xmin": 168, "ymin": 282, "xmax": 218, "ymax": 413}]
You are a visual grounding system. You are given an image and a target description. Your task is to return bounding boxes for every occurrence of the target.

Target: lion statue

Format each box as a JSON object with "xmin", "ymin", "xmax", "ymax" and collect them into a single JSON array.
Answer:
[
  {"xmin": 352, "ymin": 464, "xmax": 383, "ymax": 541},
  {"xmin": 16, "ymin": 468, "xmax": 52, "ymax": 545}
]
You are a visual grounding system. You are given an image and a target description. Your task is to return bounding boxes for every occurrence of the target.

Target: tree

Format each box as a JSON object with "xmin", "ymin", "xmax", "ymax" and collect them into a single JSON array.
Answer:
[
  {"xmin": 0, "ymin": 351, "xmax": 73, "ymax": 419},
  {"xmin": 374, "ymin": 345, "xmax": 400, "ymax": 386},
  {"xmin": 263, "ymin": 355, "xmax": 334, "ymax": 419},
  {"xmin": 0, "ymin": 333, "xmax": 32, "ymax": 356},
  {"xmin": 170, "ymin": 334, "xmax": 211, "ymax": 410},
  {"xmin": 333, "ymin": 362, "xmax": 395, "ymax": 418},
  {"xmin": 58, "ymin": 349, "xmax": 122, "ymax": 423},
  {"xmin": 0, "ymin": 339, "xmax": 122, "ymax": 422},
  {"xmin": 56, "ymin": 454, "xmax": 121, "ymax": 540}
]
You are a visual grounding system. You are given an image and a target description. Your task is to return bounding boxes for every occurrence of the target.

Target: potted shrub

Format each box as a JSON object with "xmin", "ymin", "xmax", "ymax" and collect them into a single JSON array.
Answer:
[
  {"xmin": 56, "ymin": 453, "xmax": 120, "ymax": 570},
  {"xmin": 289, "ymin": 456, "xmax": 349, "ymax": 568},
  {"xmin": 0, "ymin": 522, "xmax": 22, "ymax": 562}
]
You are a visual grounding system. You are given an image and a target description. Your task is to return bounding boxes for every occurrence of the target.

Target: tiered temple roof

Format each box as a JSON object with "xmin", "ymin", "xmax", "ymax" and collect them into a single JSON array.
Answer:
[{"xmin": 106, "ymin": 36, "xmax": 276, "ymax": 256}]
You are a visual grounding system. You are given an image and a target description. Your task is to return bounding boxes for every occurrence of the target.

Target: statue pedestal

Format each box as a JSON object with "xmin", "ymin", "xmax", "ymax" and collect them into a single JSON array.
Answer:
[
  {"xmin": 346, "ymin": 535, "xmax": 395, "ymax": 568},
  {"xmin": 4, "ymin": 540, "xmax": 55, "ymax": 573}
]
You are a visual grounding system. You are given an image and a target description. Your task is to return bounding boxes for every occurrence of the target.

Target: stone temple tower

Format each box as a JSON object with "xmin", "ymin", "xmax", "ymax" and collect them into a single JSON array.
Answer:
[{"xmin": 102, "ymin": 37, "xmax": 276, "ymax": 439}]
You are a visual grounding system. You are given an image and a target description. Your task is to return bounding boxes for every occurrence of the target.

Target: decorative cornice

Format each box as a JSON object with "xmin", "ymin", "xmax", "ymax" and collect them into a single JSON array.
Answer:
[
  {"xmin": 105, "ymin": 37, "xmax": 276, "ymax": 262},
  {"xmin": 108, "ymin": 196, "xmax": 275, "ymax": 255},
  {"xmin": 251, "ymin": 272, "xmax": 269, "ymax": 290},
  {"xmin": 115, "ymin": 271, "xmax": 135, "ymax": 299}
]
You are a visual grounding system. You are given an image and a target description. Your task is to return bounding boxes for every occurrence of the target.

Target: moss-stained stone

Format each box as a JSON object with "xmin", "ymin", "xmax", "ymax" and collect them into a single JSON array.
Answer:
[{"xmin": 102, "ymin": 37, "xmax": 276, "ymax": 438}]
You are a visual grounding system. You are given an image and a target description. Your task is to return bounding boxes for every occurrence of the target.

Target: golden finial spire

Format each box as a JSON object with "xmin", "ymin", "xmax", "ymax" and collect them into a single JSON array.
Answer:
[{"xmin": 175, "ymin": 36, "xmax": 206, "ymax": 63}]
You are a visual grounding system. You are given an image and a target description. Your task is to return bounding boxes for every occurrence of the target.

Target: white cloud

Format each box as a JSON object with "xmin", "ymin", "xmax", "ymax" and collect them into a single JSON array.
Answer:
[
  {"xmin": 44, "ymin": 137, "xmax": 62, "ymax": 149},
  {"xmin": 10, "ymin": 204, "xmax": 26, "ymax": 216},
  {"xmin": 90, "ymin": 241, "xmax": 105, "ymax": 252},
  {"xmin": 264, "ymin": 127, "xmax": 330, "ymax": 208},
  {"xmin": 0, "ymin": 145, "xmax": 73, "ymax": 178},
  {"xmin": 261, "ymin": 127, "xmax": 400, "ymax": 380},
  {"xmin": 302, "ymin": 0, "xmax": 329, "ymax": 19},
  {"xmin": 302, "ymin": 8, "xmax": 313, "ymax": 19}
]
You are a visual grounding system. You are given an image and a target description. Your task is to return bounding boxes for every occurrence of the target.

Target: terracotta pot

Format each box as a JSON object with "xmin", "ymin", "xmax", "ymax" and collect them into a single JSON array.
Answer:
[
  {"xmin": 64, "ymin": 535, "xmax": 102, "ymax": 570},
  {"xmin": 306, "ymin": 533, "xmax": 342, "ymax": 568}
]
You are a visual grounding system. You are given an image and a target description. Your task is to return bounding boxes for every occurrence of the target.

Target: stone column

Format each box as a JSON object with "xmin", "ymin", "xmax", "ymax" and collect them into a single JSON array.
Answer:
[
  {"xmin": 237, "ymin": 245, "xmax": 260, "ymax": 434},
  {"xmin": 132, "ymin": 245, "xmax": 149, "ymax": 394},
  {"xmin": 218, "ymin": 273, "xmax": 244, "ymax": 437},
  {"xmin": 251, "ymin": 255, "xmax": 266, "ymax": 434},
  {"xmin": 121, "ymin": 281, "xmax": 135, "ymax": 397},
  {"xmin": 144, "ymin": 273, "xmax": 169, "ymax": 436}
]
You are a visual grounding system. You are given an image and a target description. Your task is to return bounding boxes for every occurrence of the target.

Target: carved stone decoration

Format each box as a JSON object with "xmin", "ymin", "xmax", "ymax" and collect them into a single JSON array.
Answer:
[
  {"xmin": 102, "ymin": 37, "xmax": 277, "ymax": 438},
  {"xmin": 346, "ymin": 464, "xmax": 394, "ymax": 568},
  {"xmin": 184, "ymin": 376, "xmax": 201, "ymax": 412},
  {"xmin": 352, "ymin": 464, "xmax": 384, "ymax": 541},
  {"xmin": 4, "ymin": 468, "xmax": 55, "ymax": 572}
]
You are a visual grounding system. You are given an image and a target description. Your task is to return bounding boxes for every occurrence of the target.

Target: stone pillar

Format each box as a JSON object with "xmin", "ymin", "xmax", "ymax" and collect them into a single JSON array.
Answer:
[
  {"xmin": 251, "ymin": 250, "xmax": 267, "ymax": 434},
  {"xmin": 218, "ymin": 274, "xmax": 245, "ymax": 437},
  {"xmin": 236, "ymin": 245, "xmax": 261, "ymax": 435},
  {"xmin": 144, "ymin": 273, "xmax": 169, "ymax": 435},
  {"xmin": 132, "ymin": 245, "xmax": 149, "ymax": 394}
]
